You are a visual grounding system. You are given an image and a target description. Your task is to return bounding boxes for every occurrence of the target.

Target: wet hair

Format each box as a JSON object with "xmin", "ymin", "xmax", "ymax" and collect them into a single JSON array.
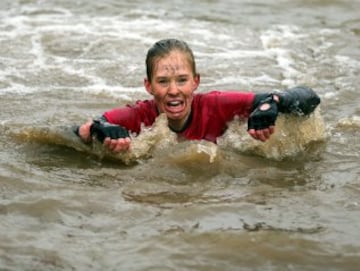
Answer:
[{"xmin": 145, "ymin": 38, "xmax": 197, "ymax": 82}]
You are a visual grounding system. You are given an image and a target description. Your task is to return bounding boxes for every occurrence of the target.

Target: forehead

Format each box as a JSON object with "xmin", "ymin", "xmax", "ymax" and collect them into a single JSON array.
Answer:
[{"xmin": 153, "ymin": 50, "xmax": 192, "ymax": 76}]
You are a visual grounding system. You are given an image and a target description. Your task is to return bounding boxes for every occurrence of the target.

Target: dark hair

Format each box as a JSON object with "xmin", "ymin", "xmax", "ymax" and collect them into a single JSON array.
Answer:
[{"xmin": 145, "ymin": 39, "xmax": 197, "ymax": 82}]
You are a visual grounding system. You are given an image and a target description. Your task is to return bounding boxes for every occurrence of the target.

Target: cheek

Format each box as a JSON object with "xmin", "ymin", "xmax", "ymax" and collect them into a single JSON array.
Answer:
[
  {"xmin": 153, "ymin": 91, "xmax": 166, "ymax": 101},
  {"xmin": 150, "ymin": 85, "xmax": 165, "ymax": 98},
  {"xmin": 152, "ymin": 91, "xmax": 167, "ymax": 109}
]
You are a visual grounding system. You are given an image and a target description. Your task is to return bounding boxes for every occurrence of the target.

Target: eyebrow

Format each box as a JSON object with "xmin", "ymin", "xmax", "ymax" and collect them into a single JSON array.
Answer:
[{"xmin": 155, "ymin": 73, "xmax": 190, "ymax": 78}]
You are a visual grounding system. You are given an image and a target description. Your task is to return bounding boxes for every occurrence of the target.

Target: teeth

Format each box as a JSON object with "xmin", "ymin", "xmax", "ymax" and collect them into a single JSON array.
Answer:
[{"xmin": 168, "ymin": 101, "xmax": 181, "ymax": 106}]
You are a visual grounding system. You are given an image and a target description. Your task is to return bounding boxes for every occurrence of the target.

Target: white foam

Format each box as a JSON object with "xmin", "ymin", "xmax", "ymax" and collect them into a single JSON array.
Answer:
[
  {"xmin": 0, "ymin": 6, "xmax": 196, "ymax": 96},
  {"xmin": 211, "ymin": 74, "xmax": 279, "ymax": 88},
  {"xmin": 337, "ymin": 115, "xmax": 360, "ymax": 129},
  {"xmin": 1, "ymin": 7, "xmax": 333, "ymax": 97},
  {"xmin": 77, "ymin": 85, "xmax": 144, "ymax": 99},
  {"xmin": 260, "ymin": 25, "xmax": 307, "ymax": 87},
  {"xmin": 260, "ymin": 25, "xmax": 306, "ymax": 50},
  {"xmin": 197, "ymin": 49, "xmax": 271, "ymax": 60},
  {"xmin": 335, "ymin": 55, "xmax": 360, "ymax": 70}
]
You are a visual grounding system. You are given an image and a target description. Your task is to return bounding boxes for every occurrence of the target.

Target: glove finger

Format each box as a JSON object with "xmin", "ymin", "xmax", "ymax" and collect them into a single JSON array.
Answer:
[
  {"xmin": 107, "ymin": 129, "xmax": 115, "ymax": 139},
  {"xmin": 90, "ymin": 123, "xmax": 106, "ymax": 142},
  {"xmin": 115, "ymin": 129, "xmax": 124, "ymax": 139},
  {"xmin": 253, "ymin": 116, "xmax": 275, "ymax": 130},
  {"xmin": 116, "ymin": 127, "xmax": 129, "ymax": 138}
]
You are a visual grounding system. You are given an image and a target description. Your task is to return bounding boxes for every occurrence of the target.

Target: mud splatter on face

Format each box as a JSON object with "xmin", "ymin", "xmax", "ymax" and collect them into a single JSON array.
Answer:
[{"xmin": 154, "ymin": 53, "xmax": 189, "ymax": 76}]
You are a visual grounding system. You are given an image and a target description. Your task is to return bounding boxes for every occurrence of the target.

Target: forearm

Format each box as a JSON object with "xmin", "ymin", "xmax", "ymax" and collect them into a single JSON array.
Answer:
[
  {"xmin": 252, "ymin": 86, "xmax": 320, "ymax": 116},
  {"xmin": 275, "ymin": 86, "xmax": 320, "ymax": 115}
]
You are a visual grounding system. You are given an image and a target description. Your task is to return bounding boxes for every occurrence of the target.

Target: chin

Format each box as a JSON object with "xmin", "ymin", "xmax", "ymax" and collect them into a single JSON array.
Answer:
[{"xmin": 166, "ymin": 113, "xmax": 184, "ymax": 120}]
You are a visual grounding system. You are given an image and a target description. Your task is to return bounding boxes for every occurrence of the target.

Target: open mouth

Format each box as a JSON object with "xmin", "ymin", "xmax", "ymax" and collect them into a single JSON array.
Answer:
[{"xmin": 165, "ymin": 100, "xmax": 185, "ymax": 114}]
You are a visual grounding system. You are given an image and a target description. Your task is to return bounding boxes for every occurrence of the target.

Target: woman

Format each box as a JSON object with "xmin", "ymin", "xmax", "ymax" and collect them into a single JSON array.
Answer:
[{"xmin": 77, "ymin": 38, "xmax": 320, "ymax": 152}]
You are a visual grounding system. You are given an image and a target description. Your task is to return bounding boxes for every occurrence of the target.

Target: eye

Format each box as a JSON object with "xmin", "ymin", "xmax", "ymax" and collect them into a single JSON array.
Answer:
[
  {"xmin": 157, "ymin": 78, "xmax": 169, "ymax": 86},
  {"xmin": 177, "ymin": 77, "xmax": 188, "ymax": 85}
]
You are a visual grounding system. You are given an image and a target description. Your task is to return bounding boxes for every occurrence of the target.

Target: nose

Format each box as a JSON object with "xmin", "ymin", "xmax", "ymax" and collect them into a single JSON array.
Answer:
[{"xmin": 168, "ymin": 80, "xmax": 179, "ymax": 95}]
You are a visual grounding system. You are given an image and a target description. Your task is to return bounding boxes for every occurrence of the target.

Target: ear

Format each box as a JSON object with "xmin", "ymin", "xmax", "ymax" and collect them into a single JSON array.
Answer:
[
  {"xmin": 193, "ymin": 74, "xmax": 200, "ymax": 91},
  {"xmin": 144, "ymin": 78, "xmax": 153, "ymax": 95}
]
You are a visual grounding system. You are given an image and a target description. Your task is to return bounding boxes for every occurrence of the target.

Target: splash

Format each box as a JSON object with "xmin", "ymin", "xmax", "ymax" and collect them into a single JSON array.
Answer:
[
  {"xmin": 11, "ymin": 110, "xmax": 326, "ymax": 164},
  {"xmin": 218, "ymin": 108, "xmax": 327, "ymax": 160},
  {"xmin": 11, "ymin": 113, "xmax": 221, "ymax": 165},
  {"xmin": 336, "ymin": 116, "xmax": 360, "ymax": 130},
  {"xmin": 119, "ymin": 113, "xmax": 178, "ymax": 163},
  {"xmin": 162, "ymin": 140, "xmax": 218, "ymax": 164},
  {"xmin": 12, "ymin": 114, "xmax": 178, "ymax": 165}
]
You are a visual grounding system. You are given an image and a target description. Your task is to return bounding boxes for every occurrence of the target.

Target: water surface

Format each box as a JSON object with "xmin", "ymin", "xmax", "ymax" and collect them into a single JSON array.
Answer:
[{"xmin": 0, "ymin": 0, "xmax": 360, "ymax": 270}]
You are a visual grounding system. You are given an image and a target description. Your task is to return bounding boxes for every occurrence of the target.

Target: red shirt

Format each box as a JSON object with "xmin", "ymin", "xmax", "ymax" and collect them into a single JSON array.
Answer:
[{"xmin": 103, "ymin": 91, "xmax": 255, "ymax": 143}]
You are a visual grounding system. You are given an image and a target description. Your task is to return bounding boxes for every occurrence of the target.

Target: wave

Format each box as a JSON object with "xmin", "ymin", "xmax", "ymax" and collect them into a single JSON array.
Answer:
[{"xmin": 9, "ymin": 109, "xmax": 327, "ymax": 165}]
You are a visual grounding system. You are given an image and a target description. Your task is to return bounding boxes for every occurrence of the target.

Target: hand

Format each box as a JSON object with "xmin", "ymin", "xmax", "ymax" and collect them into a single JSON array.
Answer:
[
  {"xmin": 248, "ymin": 95, "xmax": 278, "ymax": 142},
  {"xmin": 90, "ymin": 120, "xmax": 131, "ymax": 153},
  {"xmin": 103, "ymin": 137, "xmax": 131, "ymax": 152},
  {"xmin": 248, "ymin": 126, "xmax": 275, "ymax": 142},
  {"xmin": 90, "ymin": 120, "xmax": 130, "ymax": 143}
]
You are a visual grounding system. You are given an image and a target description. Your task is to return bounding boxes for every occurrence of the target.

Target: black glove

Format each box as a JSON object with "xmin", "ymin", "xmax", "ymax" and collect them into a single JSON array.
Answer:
[
  {"xmin": 90, "ymin": 120, "xmax": 129, "ymax": 143},
  {"xmin": 248, "ymin": 94, "xmax": 279, "ymax": 130},
  {"xmin": 277, "ymin": 86, "xmax": 320, "ymax": 115}
]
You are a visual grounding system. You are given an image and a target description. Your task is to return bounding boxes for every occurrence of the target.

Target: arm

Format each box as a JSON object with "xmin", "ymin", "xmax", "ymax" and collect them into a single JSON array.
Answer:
[
  {"xmin": 276, "ymin": 86, "xmax": 321, "ymax": 115},
  {"xmin": 247, "ymin": 86, "xmax": 321, "ymax": 141},
  {"xmin": 76, "ymin": 100, "xmax": 158, "ymax": 152}
]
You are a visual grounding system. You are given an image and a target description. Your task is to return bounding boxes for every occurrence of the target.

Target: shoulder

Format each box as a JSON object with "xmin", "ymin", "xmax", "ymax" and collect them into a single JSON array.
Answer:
[
  {"xmin": 194, "ymin": 90, "xmax": 255, "ymax": 103},
  {"xmin": 133, "ymin": 99, "xmax": 156, "ymax": 107},
  {"xmin": 130, "ymin": 99, "xmax": 157, "ymax": 111},
  {"xmin": 193, "ymin": 91, "xmax": 223, "ymax": 102}
]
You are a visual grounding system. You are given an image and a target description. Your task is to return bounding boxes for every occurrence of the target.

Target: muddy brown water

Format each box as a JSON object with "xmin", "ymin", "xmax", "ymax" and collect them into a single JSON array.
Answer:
[{"xmin": 0, "ymin": 0, "xmax": 360, "ymax": 270}]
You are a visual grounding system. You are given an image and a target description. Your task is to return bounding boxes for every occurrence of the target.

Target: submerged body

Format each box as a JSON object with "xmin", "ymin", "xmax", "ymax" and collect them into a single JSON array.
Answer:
[{"xmin": 78, "ymin": 39, "xmax": 320, "ymax": 152}]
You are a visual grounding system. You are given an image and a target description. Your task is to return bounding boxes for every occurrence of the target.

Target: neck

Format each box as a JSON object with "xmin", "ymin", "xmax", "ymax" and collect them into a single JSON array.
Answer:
[{"xmin": 168, "ymin": 111, "xmax": 192, "ymax": 133}]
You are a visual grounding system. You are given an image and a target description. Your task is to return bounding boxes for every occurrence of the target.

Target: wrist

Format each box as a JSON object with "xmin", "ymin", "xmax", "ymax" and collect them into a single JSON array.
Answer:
[{"xmin": 272, "ymin": 94, "xmax": 280, "ymax": 103}]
